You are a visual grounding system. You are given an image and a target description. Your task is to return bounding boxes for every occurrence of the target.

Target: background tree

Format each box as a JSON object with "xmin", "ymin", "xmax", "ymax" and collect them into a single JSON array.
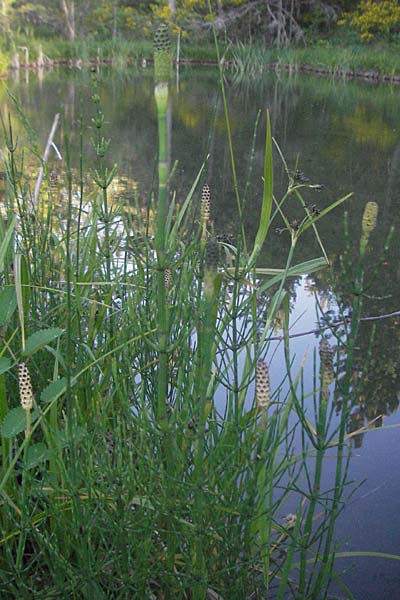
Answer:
[{"xmin": 8, "ymin": 0, "xmax": 399, "ymax": 46}]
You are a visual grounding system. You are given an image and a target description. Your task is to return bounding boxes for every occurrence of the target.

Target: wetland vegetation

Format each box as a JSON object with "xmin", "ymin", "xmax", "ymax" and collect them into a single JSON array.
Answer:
[{"xmin": 0, "ymin": 9, "xmax": 400, "ymax": 600}]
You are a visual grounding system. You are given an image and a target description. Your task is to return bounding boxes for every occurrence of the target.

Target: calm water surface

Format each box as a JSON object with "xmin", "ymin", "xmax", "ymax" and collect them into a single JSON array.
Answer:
[{"xmin": 4, "ymin": 66, "xmax": 400, "ymax": 599}]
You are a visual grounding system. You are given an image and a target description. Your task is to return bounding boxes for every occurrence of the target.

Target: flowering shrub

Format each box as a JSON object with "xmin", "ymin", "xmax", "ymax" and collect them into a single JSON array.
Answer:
[{"xmin": 339, "ymin": 0, "xmax": 400, "ymax": 41}]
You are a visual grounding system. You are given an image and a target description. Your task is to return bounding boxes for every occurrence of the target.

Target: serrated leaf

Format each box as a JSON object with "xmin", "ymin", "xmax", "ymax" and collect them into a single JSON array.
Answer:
[
  {"xmin": 0, "ymin": 287, "xmax": 17, "ymax": 327},
  {"xmin": 54, "ymin": 426, "xmax": 87, "ymax": 449},
  {"xmin": 25, "ymin": 442, "xmax": 50, "ymax": 469},
  {"xmin": 23, "ymin": 328, "xmax": 64, "ymax": 357},
  {"xmin": 0, "ymin": 357, "xmax": 11, "ymax": 375},
  {"xmin": 1, "ymin": 407, "xmax": 40, "ymax": 438},
  {"xmin": 40, "ymin": 377, "xmax": 67, "ymax": 404}
]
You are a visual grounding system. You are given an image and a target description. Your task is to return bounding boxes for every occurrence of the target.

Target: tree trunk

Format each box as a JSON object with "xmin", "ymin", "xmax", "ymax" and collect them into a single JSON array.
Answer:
[
  {"xmin": 168, "ymin": 0, "xmax": 176, "ymax": 15},
  {"xmin": 1, "ymin": 0, "xmax": 11, "ymax": 47},
  {"xmin": 61, "ymin": 0, "xmax": 75, "ymax": 41},
  {"xmin": 113, "ymin": 5, "xmax": 117, "ymax": 39}
]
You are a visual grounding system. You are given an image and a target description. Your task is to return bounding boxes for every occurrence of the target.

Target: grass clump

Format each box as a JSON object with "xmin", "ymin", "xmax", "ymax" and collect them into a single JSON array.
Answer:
[
  {"xmin": 230, "ymin": 40, "xmax": 400, "ymax": 80},
  {"xmin": 0, "ymin": 24, "xmax": 394, "ymax": 600}
]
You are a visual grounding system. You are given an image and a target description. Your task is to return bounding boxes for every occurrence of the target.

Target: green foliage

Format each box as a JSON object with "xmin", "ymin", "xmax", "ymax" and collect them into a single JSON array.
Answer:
[
  {"xmin": 23, "ymin": 328, "xmax": 64, "ymax": 357},
  {"xmin": 1, "ymin": 406, "xmax": 40, "ymax": 438},
  {"xmin": 40, "ymin": 378, "xmax": 67, "ymax": 404},
  {"xmin": 339, "ymin": 0, "xmax": 400, "ymax": 41},
  {"xmin": 0, "ymin": 287, "xmax": 17, "ymax": 327}
]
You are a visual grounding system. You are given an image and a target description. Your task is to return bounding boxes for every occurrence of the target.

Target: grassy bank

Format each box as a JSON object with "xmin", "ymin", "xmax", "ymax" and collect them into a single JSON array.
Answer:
[
  {"xmin": 4, "ymin": 35, "xmax": 219, "ymax": 69},
  {"xmin": 230, "ymin": 40, "xmax": 400, "ymax": 81},
  {"xmin": 4, "ymin": 33, "xmax": 400, "ymax": 81}
]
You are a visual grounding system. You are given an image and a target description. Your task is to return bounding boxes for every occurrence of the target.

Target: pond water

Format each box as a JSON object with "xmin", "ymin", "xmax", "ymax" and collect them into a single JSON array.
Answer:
[{"xmin": 4, "ymin": 65, "xmax": 400, "ymax": 599}]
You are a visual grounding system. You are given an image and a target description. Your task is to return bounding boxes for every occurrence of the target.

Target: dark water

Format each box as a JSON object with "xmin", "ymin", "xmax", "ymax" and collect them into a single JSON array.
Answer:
[{"xmin": 4, "ymin": 66, "xmax": 400, "ymax": 599}]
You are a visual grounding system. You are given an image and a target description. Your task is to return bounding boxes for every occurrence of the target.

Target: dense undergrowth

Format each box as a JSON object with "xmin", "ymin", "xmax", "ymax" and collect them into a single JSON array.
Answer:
[{"xmin": 0, "ymin": 23, "xmax": 394, "ymax": 600}]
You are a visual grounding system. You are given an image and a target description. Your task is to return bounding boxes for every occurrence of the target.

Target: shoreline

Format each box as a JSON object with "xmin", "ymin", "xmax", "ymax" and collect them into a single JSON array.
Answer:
[{"xmin": 7, "ymin": 56, "xmax": 400, "ymax": 85}]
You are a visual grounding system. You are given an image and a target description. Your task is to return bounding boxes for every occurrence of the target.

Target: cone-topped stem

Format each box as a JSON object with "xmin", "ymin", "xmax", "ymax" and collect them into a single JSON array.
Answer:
[
  {"xmin": 153, "ymin": 22, "xmax": 176, "ymax": 587},
  {"xmin": 153, "ymin": 23, "xmax": 172, "ymax": 424}
]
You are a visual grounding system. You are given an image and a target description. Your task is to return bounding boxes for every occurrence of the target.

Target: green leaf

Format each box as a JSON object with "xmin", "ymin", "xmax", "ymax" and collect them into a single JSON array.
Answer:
[
  {"xmin": 0, "ymin": 286, "xmax": 17, "ymax": 327},
  {"xmin": 248, "ymin": 109, "xmax": 273, "ymax": 266},
  {"xmin": 0, "ymin": 215, "xmax": 15, "ymax": 273},
  {"xmin": 0, "ymin": 357, "xmax": 11, "ymax": 375},
  {"xmin": 40, "ymin": 377, "xmax": 67, "ymax": 404},
  {"xmin": 171, "ymin": 161, "xmax": 206, "ymax": 236},
  {"xmin": 54, "ymin": 426, "xmax": 87, "ymax": 449},
  {"xmin": 1, "ymin": 407, "xmax": 40, "ymax": 438},
  {"xmin": 14, "ymin": 253, "xmax": 29, "ymax": 351},
  {"xmin": 0, "ymin": 374, "xmax": 8, "ymax": 427},
  {"xmin": 25, "ymin": 443, "xmax": 50, "ymax": 469},
  {"xmin": 258, "ymin": 258, "xmax": 328, "ymax": 291},
  {"xmin": 23, "ymin": 328, "xmax": 64, "ymax": 357}
]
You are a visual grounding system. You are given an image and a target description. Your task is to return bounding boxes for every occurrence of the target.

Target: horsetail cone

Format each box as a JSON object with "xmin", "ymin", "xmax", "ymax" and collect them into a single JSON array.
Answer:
[
  {"xmin": 201, "ymin": 184, "xmax": 211, "ymax": 223},
  {"xmin": 205, "ymin": 239, "xmax": 219, "ymax": 272},
  {"xmin": 319, "ymin": 338, "xmax": 334, "ymax": 386},
  {"xmin": 18, "ymin": 363, "xmax": 34, "ymax": 410},
  {"xmin": 362, "ymin": 201, "xmax": 378, "ymax": 238},
  {"xmin": 164, "ymin": 268, "xmax": 172, "ymax": 291},
  {"xmin": 154, "ymin": 23, "xmax": 172, "ymax": 84},
  {"xmin": 256, "ymin": 360, "xmax": 270, "ymax": 409}
]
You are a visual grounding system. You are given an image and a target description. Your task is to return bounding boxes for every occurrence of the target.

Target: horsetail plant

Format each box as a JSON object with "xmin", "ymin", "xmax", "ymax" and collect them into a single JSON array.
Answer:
[
  {"xmin": 153, "ymin": 22, "xmax": 179, "ymax": 585},
  {"xmin": 153, "ymin": 23, "xmax": 172, "ymax": 423}
]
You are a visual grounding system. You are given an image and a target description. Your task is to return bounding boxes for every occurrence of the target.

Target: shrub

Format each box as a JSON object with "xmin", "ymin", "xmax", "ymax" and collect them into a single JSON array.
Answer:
[{"xmin": 339, "ymin": 0, "xmax": 400, "ymax": 41}]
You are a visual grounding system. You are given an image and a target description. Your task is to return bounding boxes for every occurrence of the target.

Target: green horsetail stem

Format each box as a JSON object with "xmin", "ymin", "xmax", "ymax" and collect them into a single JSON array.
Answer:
[
  {"xmin": 153, "ymin": 22, "xmax": 177, "ymax": 587},
  {"xmin": 153, "ymin": 23, "xmax": 172, "ymax": 422},
  {"xmin": 192, "ymin": 237, "xmax": 223, "ymax": 598},
  {"xmin": 255, "ymin": 358, "xmax": 271, "ymax": 585},
  {"xmin": 298, "ymin": 338, "xmax": 333, "ymax": 594}
]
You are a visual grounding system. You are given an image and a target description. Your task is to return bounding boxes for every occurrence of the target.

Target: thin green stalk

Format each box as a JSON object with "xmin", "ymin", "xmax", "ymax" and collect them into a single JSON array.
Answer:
[
  {"xmin": 193, "ymin": 267, "xmax": 222, "ymax": 599},
  {"xmin": 154, "ymin": 82, "xmax": 169, "ymax": 426},
  {"xmin": 207, "ymin": 0, "xmax": 247, "ymax": 256},
  {"xmin": 64, "ymin": 132, "xmax": 73, "ymax": 429},
  {"xmin": 298, "ymin": 345, "xmax": 332, "ymax": 595},
  {"xmin": 75, "ymin": 109, "xmax": 84, "ymax": 279},
  {"xmin": 256, "ymin": 408, "xmax": 271, "ymax": 593},
  {"xmin": 318, "ymin": 264, "xmax": 364, "ymax": 577},
  {"xmin": 15, "ymin": 440, "xmax": 30, "ymax": 572},
  {"xmin": 153, "ymin": 27, "xmax": 176, "ymax": 593}
]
